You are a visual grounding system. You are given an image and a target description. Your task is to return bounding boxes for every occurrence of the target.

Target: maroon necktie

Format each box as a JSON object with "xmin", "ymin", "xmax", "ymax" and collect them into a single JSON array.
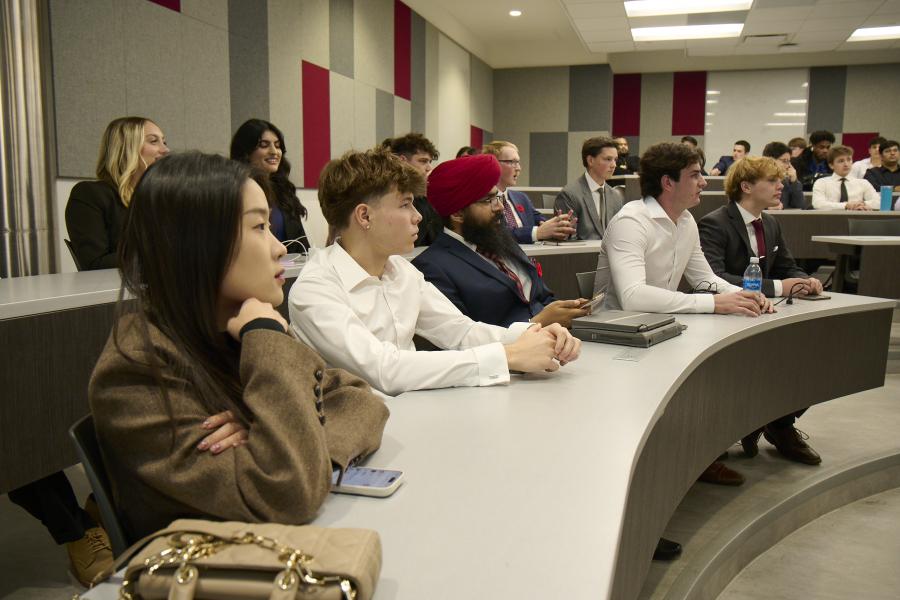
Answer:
[
  {"xmin": 501, "ymin": 194, "xmax": 518, "ymax": 228},
  {"xmin": 751, "ymin": 218, "xmax": 767, "ymax": 259},
  {"xmin": 478, "ymin": 249, "xmax": 527, "ymax": 302}
]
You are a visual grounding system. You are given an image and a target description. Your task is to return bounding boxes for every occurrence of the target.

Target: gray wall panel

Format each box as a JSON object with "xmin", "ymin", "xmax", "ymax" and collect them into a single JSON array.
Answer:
[
  {"xmin": 569, "ymin": 64, "xmax": 612, "ymax": 132},
  {"xmin": 228, "ymin": 0, "xmax": 269, "ymax": 133},
  {"xmin": 494, "ymin": 67, "xmax": 569, "ymax": 133},
  {"xmin": 375, "ymin": 88, "xmax": 395, "ymax": 145},
  {"xmin": 530, "ymin": 132, "xmax": 568, "ymax": 187},
  {"xmin": 329, "ymin": 0, "xmax": 354, "ymax": 78},
  {"xmin": 183, "ymin": 19, "xmax": 231, "ymax": 155},
  {"xmin": 808, "ymin": 66, "xmax": 846, "ymax": 134}
]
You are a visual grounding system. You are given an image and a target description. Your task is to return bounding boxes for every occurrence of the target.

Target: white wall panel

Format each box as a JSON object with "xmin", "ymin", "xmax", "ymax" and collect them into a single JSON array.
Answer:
[{"xmin": 436, "ymin": 33, "xmax": 471, "ymax": 166}]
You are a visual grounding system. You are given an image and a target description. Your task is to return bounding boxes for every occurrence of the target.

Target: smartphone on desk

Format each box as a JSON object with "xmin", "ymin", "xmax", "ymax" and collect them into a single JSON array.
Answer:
[
  {"xmin": 798, "ymin": 293, "xmax": 831, "ymax": 301},
  {"xmin": 331, "ymin": 466, "xmax": 404, "ymax": 497},
  {"xmin": 582, "ymin": 292, "xmax": 606, "ymax": 313}
]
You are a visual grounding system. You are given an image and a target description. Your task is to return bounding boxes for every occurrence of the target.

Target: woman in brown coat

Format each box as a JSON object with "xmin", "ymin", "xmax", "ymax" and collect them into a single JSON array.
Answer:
[{"xmin": 89, "ymin": 152, "xmax": 388, "ymax": 540}]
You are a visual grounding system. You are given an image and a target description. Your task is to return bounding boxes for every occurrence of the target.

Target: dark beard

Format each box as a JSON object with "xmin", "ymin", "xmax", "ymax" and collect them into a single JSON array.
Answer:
[{"xmin": 460, "ymin": 211, "xmax": 521, "ymax": 262}]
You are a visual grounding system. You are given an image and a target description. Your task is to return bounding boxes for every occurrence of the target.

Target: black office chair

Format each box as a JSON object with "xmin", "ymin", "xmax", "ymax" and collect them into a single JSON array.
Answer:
[
  {"xmin": 69, "ymin": 415, "xmax": 130, "ymax": 556},
  {"xmin": 575, "ymin": 270, "xmax": 597, "ymax": 300},
  {"xmin": 63, "ymin": 239, "xmax": 83, "ymax": 271},
  {"xmin": 847, "ymin": 218, "xmax": 900, "ymax": 236}
]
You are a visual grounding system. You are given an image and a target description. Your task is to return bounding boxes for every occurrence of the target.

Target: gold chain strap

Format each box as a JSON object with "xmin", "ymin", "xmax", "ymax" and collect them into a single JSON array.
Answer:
[{"xmin": 119, "ymin": 530, "xmax": 357, "ymax": 600}]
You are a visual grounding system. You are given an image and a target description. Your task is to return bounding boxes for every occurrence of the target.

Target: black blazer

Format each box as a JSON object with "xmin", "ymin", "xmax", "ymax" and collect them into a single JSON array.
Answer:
[
  {"xmin": 698, "ymin": 203, "xmax": 807, "ymax": 298},
  {"xmin": 412, "ymin": 232, "xmax": 555, "ymax": 327},
  {"xmin": 65, "ymin": 180, "xmax": 127, "ymax": 271}
]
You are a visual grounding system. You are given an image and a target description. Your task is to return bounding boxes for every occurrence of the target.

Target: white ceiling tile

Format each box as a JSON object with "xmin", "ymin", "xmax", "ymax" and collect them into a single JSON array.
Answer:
[
  {"xmin": 688, "ymin": 46, "xmax": 736, "ymax": 57},
  {"xmin": 813, "ymin": 1, "xmax": 881, "ymax": 17},
  {"xmin": 576, "ymin": 17, "xmax": 630, "ymax": 31},
  {"xmin": 689, "ymin": 38, "xmax": 742, "ymax": 47},
  {"xmin": 743, "ymin": 7, "xmax": 814, "ymax": 22},
  {"xmin": 633, "ymin": 40, "xmax": 686, "ymax": 51},
  {"xmin": 791, "ymin": 30, "xmax": 853, "ymax": 42},
  {"xmin": 580, "ymin": 29, "xmax": 634, "ymax": 43},
  {"xmin": 732, "ymin": 45, "xmax": 782, "ymax": 55},
  {"xmin": 778, "ymin": 41, "xmax": 843, "ymax": 53},
  {"xmin": 875, "ymin": 0, "xmax": 900, "ymax": 14},
  {"xmin": 565, "ymin": 2, "xmax": 626, "ymax": 20},
  {"xmin": 742, "ymin": 34, "xmax": 788, "ymax": 45},
  {"xmin": 742, "ymin": 20, "xmax": 802, "ymax": 35},
  {"xmin": 862, "ymin": 13, "xmax": 900, "ymax": 27},
  {"xmin": 587, "ymin": 41, "xmax": 636, "ymax": 53},
  {"xmin": 798, "ymin": 16, "xmax": 868, "ymax": 32}
]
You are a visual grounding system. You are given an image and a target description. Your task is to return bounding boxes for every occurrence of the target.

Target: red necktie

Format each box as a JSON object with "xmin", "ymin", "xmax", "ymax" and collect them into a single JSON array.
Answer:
[
  {"xmin": 501, "ymin": 194, "xmax": 518, "ymax": 228},
  {"xmin": 478, "ymin": 249, "xmax": 527, "ymax": 302},
  {"xmin": 751, "ymin": 219, "xmax": 767, "ymax": 259}
]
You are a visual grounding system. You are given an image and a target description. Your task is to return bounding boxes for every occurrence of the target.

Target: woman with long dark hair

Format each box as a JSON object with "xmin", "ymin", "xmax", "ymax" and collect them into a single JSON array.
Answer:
[
  {"xmin": 230, "ymin": 119, "xmax": 309, "ymax": 253},
  {"xmin": 89, "ymin": 152, "xmax": 388, "ymax": 539}
]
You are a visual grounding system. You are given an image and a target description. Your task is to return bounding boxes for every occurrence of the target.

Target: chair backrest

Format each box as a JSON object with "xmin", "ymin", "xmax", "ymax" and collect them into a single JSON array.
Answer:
[
  {"xmin": 541, "ymin": 194, "xmax": 557, "ymax": 210},
  {"xmin": 575, "ymin": 270, "xmax": 597, "ymax": 299},
  {"xmin": 63, "ymin": 239, "xmax": 83, "ymax": 271},
  {"xmin": 69, "ymin": 415, "xmax": 130, "ymax": 556},
  {"xmin": 847, "ymin": 219, "xmax": 900, "ymax": 236}
]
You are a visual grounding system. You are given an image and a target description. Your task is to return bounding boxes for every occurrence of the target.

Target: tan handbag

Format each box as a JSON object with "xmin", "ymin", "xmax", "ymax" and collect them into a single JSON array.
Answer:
[{"xmin": 114, "ymin": 519, "xmax": 381, "ymax": 600}]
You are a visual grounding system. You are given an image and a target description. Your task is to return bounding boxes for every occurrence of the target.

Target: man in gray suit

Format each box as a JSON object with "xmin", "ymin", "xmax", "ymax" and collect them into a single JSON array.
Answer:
[{"xmin": 554, "ymin": 136, "xmax": 625, "ymax": 239}]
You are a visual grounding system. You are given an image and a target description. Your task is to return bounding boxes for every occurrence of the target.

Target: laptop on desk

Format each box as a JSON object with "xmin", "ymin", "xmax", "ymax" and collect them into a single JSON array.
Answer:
[{"xmin": 572, "ymin": 310, "xmax": 683, "ymax": 347}]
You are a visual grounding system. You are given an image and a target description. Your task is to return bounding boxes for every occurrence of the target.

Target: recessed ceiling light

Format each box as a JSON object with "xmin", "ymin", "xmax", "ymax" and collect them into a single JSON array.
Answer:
[
  {"xmin": 707, "ymin": 90, "xmax": 721, "ymax": 95},
  {"xmin": 801, "ymin": 82, "xmax": 809, "ymax": 88},
  {"xmin": 706, "ymin": 99, "xmax": 718, "ymax": 104},
  {"xmin": 625, "ymin": 0, "xmax": 752, "ymax": 18},
  {"xmin": 786, "ymin": 99, "xmax": 807, "ymax": 104},
  {"xmin": 774, "ymin": 112, "xmax": 806, "ymax": 117},
  {"xmin": 509, "ymin": 10, "xmax": 522, "ymax": 17},
  {"xmin": 848, "ymin": 26, "xmax": 900, "ymax": 42},
  {"xmin": 765, "ymin": 123, "xmax": 806, "ymax": 127},
  {"xmin": 631, "ymin": 24, "xmax": 743, "ymax": 42},
  {"xmin": 706, "ymin": 112, "xmax": 715, "ymax": 116}
]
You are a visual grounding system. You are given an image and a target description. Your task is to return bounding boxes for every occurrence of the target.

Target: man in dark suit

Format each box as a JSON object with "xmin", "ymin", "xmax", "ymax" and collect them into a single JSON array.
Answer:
[
  {"xmin": 482, "ymin": 140, "xmax": 575, "ymax": 243},
  {"xmin": 698, "ymin": 155, "xmax": 823, "ymax": 466},
  {"xmin": 708, "ymin": 139, "xmax": 749, "ymax": 176},
  {"xmin": 613, "ymin": 136, "xmax": 640, "ymax": 175},
  {"xmin": 413, "ymin": 154, "xmax": 588, "ymax": 328},
  {"xmin": 554, "ymin": 136, "xmax": 625, "ymax": 240},
  {"xmin": 791, "ymin": 130, "xmax": 834, "ymax": 190}
]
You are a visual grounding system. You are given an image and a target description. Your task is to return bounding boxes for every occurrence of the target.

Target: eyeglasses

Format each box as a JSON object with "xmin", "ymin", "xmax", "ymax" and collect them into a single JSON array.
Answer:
[
  {"xmin": 475, "ymin": 192, "xmax": 504, "ymax": 206},
  {"xmin": 498, "ymin": 159, "xmax": 521, "ymax": 167}
]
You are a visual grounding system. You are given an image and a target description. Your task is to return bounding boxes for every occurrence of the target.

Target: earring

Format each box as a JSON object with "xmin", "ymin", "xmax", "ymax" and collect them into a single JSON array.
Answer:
[{"xmin": 365, "ymin": 224, "xmax": 371, "ymax": 230}]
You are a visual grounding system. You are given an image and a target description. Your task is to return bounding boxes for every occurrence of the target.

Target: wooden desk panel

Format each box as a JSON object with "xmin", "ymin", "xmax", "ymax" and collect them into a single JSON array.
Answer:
[{"xmin": 773, "ymin": 212, "xmax": 900, "ymax": 259}]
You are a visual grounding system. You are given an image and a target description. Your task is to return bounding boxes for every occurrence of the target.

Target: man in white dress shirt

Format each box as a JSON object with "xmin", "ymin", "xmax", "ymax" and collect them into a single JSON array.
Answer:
[
  {"xmin": 594, "ymin": 142, "xmax": 773, "ymax": 486},
  {"xmin": 811, "ymin": 145, "xmax": 879, "ymax": 211},
  {"xmin": 289, "ymin": 149, "xmax": 580, "ymax": 396},
  {"xmin": 849, "ymin": 136, "xmax": 885, "ymax": 180}
]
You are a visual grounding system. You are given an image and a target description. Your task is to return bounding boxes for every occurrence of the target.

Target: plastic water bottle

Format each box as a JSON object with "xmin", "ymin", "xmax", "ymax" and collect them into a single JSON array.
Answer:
[{"xmin": 742, "ymin": 257, "xmax": 762, "ymax": 292}]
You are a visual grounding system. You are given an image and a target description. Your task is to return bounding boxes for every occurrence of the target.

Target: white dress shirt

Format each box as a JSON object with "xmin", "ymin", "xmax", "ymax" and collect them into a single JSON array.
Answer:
[
  {"xmin": 811, "ymin": 173, "xmax": 880, "ymax": 210},
  {"xmin": 850, "ymin": 157, "xmax": 872, "ymax": 180},
  {"xmin": 443, "ymin": 228, "xmax": 533, "ymax": 300},
  {"xmin": 502, "ymin": 189, "xmax": 539, "ymax": 242},
  {"xmin": 735, "ymin": 203, "xmax": 782, "ymax": 296},
  {"xmin": 288, "ymin": 242, "xmax": 530, "ymax": 396},
  {"xmin": 594, "ymin": 198, "xmax": 741, "ymax": 313}
]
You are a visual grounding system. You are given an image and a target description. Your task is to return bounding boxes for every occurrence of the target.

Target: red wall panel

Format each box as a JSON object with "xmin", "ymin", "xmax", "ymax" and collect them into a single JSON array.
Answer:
[
  {"xmin": 672, "ymin": 71, "xmax": 707, "ymax": 136},
  {"xmin": 394, "ymin": 1, "xmax": 412, "ymax": 100},
  {"xmin": 612, "ymin": 74, "xmax": 642, "ymax": 137},
  {"xmin": 841, "ymin": 132, "xmax": 880, "ymax": 164},
  {"xmin": 147, "ymin": 0, "xmax": 180, "ymax": 10},
  {"xmin": 301, "ymin": 61, "xmax": 331, "ymax": 189},
  {"xmin": 470, "ymin": 126, "xmax": 484, "ymax": 150}
]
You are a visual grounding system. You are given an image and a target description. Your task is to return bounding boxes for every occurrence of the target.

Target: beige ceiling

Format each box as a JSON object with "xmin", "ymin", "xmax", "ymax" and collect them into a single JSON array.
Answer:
[{"xmin": 403, "ymin": 0, "xmax": 900, "ymax": 71}]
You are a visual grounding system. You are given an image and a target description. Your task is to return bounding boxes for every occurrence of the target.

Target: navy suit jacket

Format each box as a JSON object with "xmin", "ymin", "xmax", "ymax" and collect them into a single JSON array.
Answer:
[
  {"xmin": 505, "ymin": 189, "xmax": 546, "ymax": 244},
  {"xmin": 698, "ymin": 203, "xmax": 808, "ymax": 298},
  {"xmin": 412, "ymin": 231, "xmax": 555, "ymax": 328}
]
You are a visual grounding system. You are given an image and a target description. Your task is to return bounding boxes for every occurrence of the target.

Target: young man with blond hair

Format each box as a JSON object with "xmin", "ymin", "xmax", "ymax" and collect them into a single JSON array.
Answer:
[{"xmin": 811, "ymin": 145, "xmax": 879, "ymax": 210}]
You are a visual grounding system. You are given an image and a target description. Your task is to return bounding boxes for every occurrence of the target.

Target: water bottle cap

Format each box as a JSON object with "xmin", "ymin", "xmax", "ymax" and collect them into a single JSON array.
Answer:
[{"xmin": 750, "ymin": 257, "xmax": 759, "ymax": 264}]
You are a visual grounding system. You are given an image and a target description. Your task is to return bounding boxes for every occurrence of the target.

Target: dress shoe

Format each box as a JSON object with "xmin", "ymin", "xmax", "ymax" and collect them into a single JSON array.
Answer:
[
  {"xmin": 698, "ymin": 461, "xmax": 745, "ymax": 486},
  {"xmin": 653, "ymin": 537, "xmax": 682, "ymax": 561},
  {"xmin": 741, "ymin": 428, "xmax": 763, "ymax": 458},
  {"xmin": 67, "ymin": 526, "xmax": 113, "ymax": 587},
  {"xmin": 763, "ymin": 426, "xmax": 822, "ymax": 465}
]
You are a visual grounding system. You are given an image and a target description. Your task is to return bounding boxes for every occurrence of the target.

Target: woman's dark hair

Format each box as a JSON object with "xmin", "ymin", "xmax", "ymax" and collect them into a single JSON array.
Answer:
[
  {"xmin": 116, "ymin": 152, "xmax": 255, "ymax": 432},
  {"xmin": 230, "ymin": 118, "xmax": 307, "ymax": 223}
]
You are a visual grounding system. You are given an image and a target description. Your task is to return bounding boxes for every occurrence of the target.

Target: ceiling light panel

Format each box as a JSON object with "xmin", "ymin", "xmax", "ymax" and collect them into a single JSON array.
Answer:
[
  {"xmin": 848, "ymin": 26, "xmax": 900, "ymax": 42},
  {"xmin": 624, "ymin": 0, "xmax": 753, "ymax": 18},
  {"xmin": 631, "ymin": 23, "xmax": 744, "ymax": 41}
]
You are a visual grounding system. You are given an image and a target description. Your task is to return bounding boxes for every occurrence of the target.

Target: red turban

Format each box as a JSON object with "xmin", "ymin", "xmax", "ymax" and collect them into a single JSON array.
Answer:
[{"xmin": 426, "ymin": 154, "xmax": 501, "ymax": 217}]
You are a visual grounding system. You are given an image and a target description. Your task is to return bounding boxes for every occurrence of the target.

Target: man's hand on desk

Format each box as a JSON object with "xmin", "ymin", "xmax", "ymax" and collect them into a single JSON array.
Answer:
[
  {"xmin": 536, "ymin": 211, "xmax": 577, "ymax": 240},
  {"xmin": 713, "ymin": 290, "xmax": 773, "ymax": 317},
  {"xmin": 542, "ymin": 322, "xmax": 581, "ymax": 366},
  {"xmin": 781, "ymin": 277, "xmax": 823, "ymax": 297},
  {"xmin": 846, "ymin": 200, "xmax": 872, "ymax": 211},
  {"xmin": 530, "ymin": 299, "xmax": 589, "ymax": 328}
]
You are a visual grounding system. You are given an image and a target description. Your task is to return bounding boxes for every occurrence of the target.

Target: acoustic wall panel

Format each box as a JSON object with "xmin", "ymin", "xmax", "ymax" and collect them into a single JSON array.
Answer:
[
  {"xmin": 185, "ymin": 0, "xmax": 227, "ymax": 29},
  {"xmin": 612, "ymin": 73, "xmax": 641, "ymax": 137},
  {"xmin": 410, "ymin": 11, "xmax": 427, "ymax": 132},
  {"xmin": 394, "ymin": 0, "xmax": 412, "ymax": 100},
  {"xmin": 493, "ymin": 67, "xmax": 569, "ymax": 134},
  {"xmin": 470, "ymin": 55, "xmax": 494, "ymax": 132},
  {"xmin": 435, "ymin": 33, "xmax": 471, "ymax": 166},
  {"xmin": 672, "ymin": 71, "xmax": 707, "ymax": 136},
  {"xmin": 639, "ymin": 72, "xmax": 674, "ymax": 147},
  {"xmin": 354, "ymin": 0, "xmax": 394, "ymax": 93},
  {"xmin": 50, "ymin": 0, "xmax": 126, "ymax": 177},
  {"xmin": 375, "ymin": 89, "xmax": 395, "ymax": 145},
  {"xmin": 569, "ymin": 65, "xmax": 612, "ymax": 133},
  {"xmin": 470, "ymin": 126, "xmax": 484, "ymax": 150},
  {"xmin": 841, "ymin": 132, "xmax": 880, "ymax": 164},
  {"xmin": 567, "ymin": 131, "xmax": 609, "ymax": 185},
  {"xmin": 228, "ymin": 0, "xmax": 269, "ymax": 133},
  {"xmin": 353, "ymin": 81, "xmax": 377, "ymax": 152},
  {"xmin": 329, "ymin": 0, "xmax": 354, "ymax": 79},
  {"xmin": 843, "ymin": 64, "xmax": 900, "ymax": 138},
  {"xmin": 182, "ymin": 18, "xmax": 231, "ymax": 155},
  {"xmin": 808, "ymin": 66, "xmax": 846, "ymax": 134},
  {"xmin": 424, "ymin": 22, "xmax": 440, "ymax": 142},
  {"xmin": 394, "ymin": 96, "xmax": 412, "ymax": 136},
  {"xmin": 330, "ymin": 72, "xmax": 356, "ymax": 157},
  {"xmin": 302, "ymin": 61, "xmax": 331, "ymax": 188},
  {"xmin": 530, "ymin": 132, "xmax": 568, "ymax": 187}
]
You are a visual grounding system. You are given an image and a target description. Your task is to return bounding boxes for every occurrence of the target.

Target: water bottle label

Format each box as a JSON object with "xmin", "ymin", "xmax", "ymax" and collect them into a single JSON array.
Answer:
[{"xmin": 743, "ymin": 277, "xmax": 762, "ymax": 292}]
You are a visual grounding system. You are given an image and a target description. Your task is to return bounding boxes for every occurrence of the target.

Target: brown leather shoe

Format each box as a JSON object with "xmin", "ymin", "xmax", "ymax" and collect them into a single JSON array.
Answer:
[
  {"xmin": 698, "ymin": 461, "xmax": 745, "ymax": 486},
  {"xmin": 763, "ymin": 426, "xmax": 822, "ymax": 465},
  {"xmin": 741, "ymin": 428, "xmax": 763, "ymax": 458},
  {"xmin": 67, "ymin": 527, "xmax": 113, "ymax": 587}
]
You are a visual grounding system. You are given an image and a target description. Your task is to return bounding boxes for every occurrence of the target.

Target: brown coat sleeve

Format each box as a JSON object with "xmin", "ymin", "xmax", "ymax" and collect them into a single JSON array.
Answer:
[{"xmin": 90, "ymin": 325, "xmax": 388, "ymax": 533}]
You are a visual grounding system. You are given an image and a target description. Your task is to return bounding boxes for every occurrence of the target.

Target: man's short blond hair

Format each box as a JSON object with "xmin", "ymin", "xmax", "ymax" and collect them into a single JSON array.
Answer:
[
  {"xmin": 481, "ymin": 140, "xmax": 517, "ymax": 157},
  {"xmin": 724, "ymin": 156, "xmax": 782, "ymax": 203}
]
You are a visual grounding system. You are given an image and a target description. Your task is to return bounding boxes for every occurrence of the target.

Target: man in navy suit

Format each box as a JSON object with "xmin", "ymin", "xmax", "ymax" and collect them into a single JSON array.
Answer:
[
  {"xmin": 708, "ymin": 139, "xmax": 749, "ymax": 176},
  {"xmin": 413, "ymin": 154, "xmax": 588, "ymax": 328},
  {"xmin": 482, "ymin": 141, "xmax": 575, "ymax": 243},
  {"xmin": 698, "ymin": 155, "xmax": 823, "ymax": 466}
]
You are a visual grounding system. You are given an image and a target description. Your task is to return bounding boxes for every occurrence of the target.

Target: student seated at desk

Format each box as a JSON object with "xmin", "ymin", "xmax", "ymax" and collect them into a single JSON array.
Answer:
[
  {"xmin": 65, "ymin": 116, "xmax": 169, "ymax": 271},
  {"xmin": 89, "ymin": 153, "xmax": 388, "ymax": 539},
  {"xmin": 411, "ymin": 154, "xmax": 589, "ymax": 328},
  {"xmin": 812, "ymin": 145, "xmax": 879, "ymax": 211},
  {"xmin": 595, "ymin": 142, "xmax": 772, "ymax": 486},
  {"xmin": 697, "ymin": 156, "xmax": 822, "ymax": 466},
  {"xmin": 762, "ymin": 141, "xmax": 806, "ymax": 210},
  {"xmin": 289, "ymin": 148, "xmax": 580, "ymax": 396}
]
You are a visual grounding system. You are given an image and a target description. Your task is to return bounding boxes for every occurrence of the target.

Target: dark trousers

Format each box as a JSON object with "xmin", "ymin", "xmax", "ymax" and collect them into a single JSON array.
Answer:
[
  {"xmin": 7, "ymin": 471, "xmax": 95, "ymax": 545},
  {"xmin": 769, "ymin": 409, "xmax": 806, "ymax": 430}
]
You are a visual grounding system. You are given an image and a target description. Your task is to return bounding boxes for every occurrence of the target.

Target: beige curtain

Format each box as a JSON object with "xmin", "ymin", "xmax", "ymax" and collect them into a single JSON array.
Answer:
[{"xmin": 0, "ymin": 0, "xmax": 57, "ymax": 277}]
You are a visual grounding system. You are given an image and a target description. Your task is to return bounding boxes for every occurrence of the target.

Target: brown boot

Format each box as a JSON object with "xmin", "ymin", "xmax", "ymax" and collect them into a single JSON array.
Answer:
[
  {"xmin": 698, "ymin": 461, "xmax": 745, "ymax": 486},
  {"xmin": 67, "ymin": 527, "xmax": 113, "ymax": 587},
  {"xmin": 763, "ymin": 426, "xmax": 822, "ymax": 465}
]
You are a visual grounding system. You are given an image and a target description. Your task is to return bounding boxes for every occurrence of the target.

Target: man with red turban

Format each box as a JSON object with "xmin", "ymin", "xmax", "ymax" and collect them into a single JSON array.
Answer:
[{"xmin": 413, "ymin": 154, "xmax": 589, "ymax": 328}]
